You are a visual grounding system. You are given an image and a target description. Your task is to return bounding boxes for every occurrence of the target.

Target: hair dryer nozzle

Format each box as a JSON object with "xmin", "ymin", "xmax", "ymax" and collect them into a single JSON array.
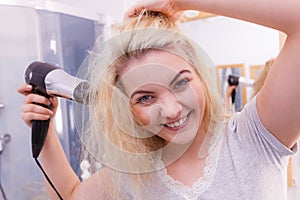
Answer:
[
  {"xmin": 227, "ymin": 74, "xmax": 255, "ymax": 87},
  {"xmin": 44, "ymin": 69, "xmax": 90, "ymax": 103},
  {"xmin": 25, "ymin": 61, "xmax": 89, "ymax": 104}
]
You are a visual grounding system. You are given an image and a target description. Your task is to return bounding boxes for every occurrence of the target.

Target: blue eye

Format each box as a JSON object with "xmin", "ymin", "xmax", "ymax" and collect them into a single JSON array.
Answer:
[
  {"xmin": 174, "ymin": 78, "xmax": 190, "ymax": 90},
  {"xmin": 136, "ymin": 95, "xmax": 155, "ymax": 105}
]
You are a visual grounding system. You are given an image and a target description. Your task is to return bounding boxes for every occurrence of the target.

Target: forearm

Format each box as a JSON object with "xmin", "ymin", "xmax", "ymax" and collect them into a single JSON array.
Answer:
[
  {"xmin": 40, "ymin": 120, "xmax": 80, "ymax": 199},
  {"xmin": 225, "ymin": 97, "xmax": 232, "ymax": 117},
  {"xmin": 175, "ymin": 0, "xmax": 300, "ymax": 35}
]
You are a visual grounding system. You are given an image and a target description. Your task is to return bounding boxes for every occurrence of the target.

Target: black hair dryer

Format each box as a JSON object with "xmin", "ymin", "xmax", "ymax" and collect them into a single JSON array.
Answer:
[
  {"xmin": 227, "ymin": 74, "xmax": 254, "ymax": 104},
  {"xmin": 24, "ymin": 61, "xmax": 89, "ymax": 158}
]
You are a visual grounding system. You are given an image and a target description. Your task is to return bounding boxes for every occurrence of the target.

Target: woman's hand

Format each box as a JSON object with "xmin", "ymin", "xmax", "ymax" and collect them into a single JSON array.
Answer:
[
  {"xmin": 225, "ymin": 85, "xmax": 237, "ymax": 100},
  {"xmin": 17, "ymin": 84, "xmax": 58, "ymax": 127},
  {"xmin": 124, "ymin": 0, "xmax": 183, "ymax": 22}
]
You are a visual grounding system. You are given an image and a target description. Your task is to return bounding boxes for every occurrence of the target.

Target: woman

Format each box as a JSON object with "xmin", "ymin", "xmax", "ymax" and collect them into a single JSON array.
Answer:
[{"xmin": 18, "ymin": 0, "xmax": 300, "ymax": 199}]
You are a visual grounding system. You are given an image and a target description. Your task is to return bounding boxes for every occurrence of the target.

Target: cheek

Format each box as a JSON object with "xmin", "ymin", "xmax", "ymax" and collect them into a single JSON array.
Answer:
[
  {"xmin": 191, "ymin": 80, "xmax": 206, "ymax": 107},
  {"xmin": 196, "ymin": 86, "xmax": 206, "ymax": 108},
  {"xmin": 132, "ymin": 104, "xmax": 162, "ymax": 128},
  {"xmin": 178, "ymin": 83, "xmax": 205, "ymax": 109},
  {"xmin": 132, "ymin": 107, "xmax": 151, "ymax": 126}
]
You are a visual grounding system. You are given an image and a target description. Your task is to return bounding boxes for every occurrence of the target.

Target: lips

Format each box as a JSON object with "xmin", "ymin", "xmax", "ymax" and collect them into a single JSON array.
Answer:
[
  {"xmin": 165, "ymin": 116, "xmax": 187, "ymax": 128},
  {"xmin": 162, "ymin": 111, "xmax": 191, "ymax": 131}
]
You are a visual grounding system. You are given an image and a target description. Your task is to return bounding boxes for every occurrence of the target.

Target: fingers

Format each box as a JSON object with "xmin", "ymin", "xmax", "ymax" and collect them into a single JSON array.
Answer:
[
  {"xmin": 17, "ymin": 84, "xmax": 32, "ymax": 96},
  {"xmin": 21, "ymin": 104, "xmax": 53, "ymax": 127},
  {"xmin": 18, "ymin": 83, "xmax": 60, "ymax": 128},
  {"xmin": 20, "ymin": 90, "xmax": 56, "ymax": 127},
  {"xmin": 124, "ymin": 7, "xmax": 136, "ymax": 19},
  {"xmin": 228, "ymin": 85, "xmax": 237, "ymax": 91},
  {"xmin": 124, "ymin": 1, "xmax": 146, "ymax": 18},
  {"xmin": 23, "ymin": 93, "xmax": 51, "ymax": 106},
  {"xmin": 125, "ymin": 0, "xmax": 171, "ymax": 19},
  {"xmin": 171, "ymin": 11, "xmax": 185, "ymax": 22},
  {"xmin": 225, "ymin": 85, "xmax": 237, "ymax": 98},
  {"xmin": 49, "ymin": 96, "xmax": 59, "ymax": 114},
  {"xmin": 124, "ymin": 0, "xmax": 185, "ymax": 23}
]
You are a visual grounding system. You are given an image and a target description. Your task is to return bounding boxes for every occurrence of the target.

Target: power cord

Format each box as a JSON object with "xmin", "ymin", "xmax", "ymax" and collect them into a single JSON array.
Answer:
[{"xmin": 34, "ymin": 158, "xmax": 63, "ymax": 200}]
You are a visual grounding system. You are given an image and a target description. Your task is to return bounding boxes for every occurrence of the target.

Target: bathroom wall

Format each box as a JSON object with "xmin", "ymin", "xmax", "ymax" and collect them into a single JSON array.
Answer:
[
  {"xmin": 183, "ymin": 16, "xmax": 279, "ymax": 66},
  {"xmin": 0, "ymin": 5, "xmax": 45, "ymax": 199},
  {"xmin": 181, "ymin": 16, "xmax": 280, "ymax": 101},
  {"xmin": 0, "ymin": 5, "xmax": 102, "ymax": 199}
]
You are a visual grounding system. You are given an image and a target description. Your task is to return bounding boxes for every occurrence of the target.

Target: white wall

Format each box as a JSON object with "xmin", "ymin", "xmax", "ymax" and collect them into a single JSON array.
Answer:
[
  {"xmin": 0, "ymin": 0, "xmax": 135, "ymax": 23},
  {"xmin": 180, "ymin": 16, "xmax": 280, "ymax": 100},
  {"xmin": 182, "ymin": 16, "xmax": 279, "ymax": 71}
]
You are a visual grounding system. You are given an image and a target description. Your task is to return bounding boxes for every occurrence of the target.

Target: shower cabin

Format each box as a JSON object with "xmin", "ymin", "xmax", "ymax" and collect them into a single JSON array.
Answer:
[{"xmin": 0, "ymin": 1, "xmax": 106, "ymax": 199}]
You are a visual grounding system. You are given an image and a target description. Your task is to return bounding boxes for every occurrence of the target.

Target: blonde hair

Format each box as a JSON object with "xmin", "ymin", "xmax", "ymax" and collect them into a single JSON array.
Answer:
[
  {"xmin": 252, "ymin": 58, "xmax": 275, "ymax": 97},
  {"xmin": 80, "ymin": 11, "xmax": 223, "ymax": 199}
]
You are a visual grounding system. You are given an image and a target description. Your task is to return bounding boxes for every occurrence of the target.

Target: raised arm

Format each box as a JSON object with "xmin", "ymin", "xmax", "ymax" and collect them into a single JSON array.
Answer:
[
  {"xmin": 126, "ymin": 0, "xmax": 300, "ymax": 148},
  {"xmin": 192, "ymin": 0, "xmax": 300, "ymax": 148}
]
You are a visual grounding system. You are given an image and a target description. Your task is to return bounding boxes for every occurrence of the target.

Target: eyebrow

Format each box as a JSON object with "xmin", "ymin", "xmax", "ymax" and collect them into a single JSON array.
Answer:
[{"xmin": 169, "ymin": 69, "xmax": 192, "ymax": 86}]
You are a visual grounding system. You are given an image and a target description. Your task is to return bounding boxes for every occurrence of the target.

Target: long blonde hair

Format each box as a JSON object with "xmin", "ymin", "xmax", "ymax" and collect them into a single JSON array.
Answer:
[{"xmin": 80, "ymin": 11, "xmax": 223, "ymax": 198}]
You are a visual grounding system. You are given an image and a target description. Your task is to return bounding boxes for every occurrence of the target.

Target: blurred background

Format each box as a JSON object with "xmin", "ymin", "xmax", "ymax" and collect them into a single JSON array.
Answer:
[{"xmin": 0, "ymin": 0, "xmax": 298, "ymax": 199}]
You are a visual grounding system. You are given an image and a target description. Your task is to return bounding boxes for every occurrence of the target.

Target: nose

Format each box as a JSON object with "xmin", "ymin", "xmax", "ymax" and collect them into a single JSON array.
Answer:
[{"xmin": 159, "ymin": 92, "xmax": 182, "ymax": 119}]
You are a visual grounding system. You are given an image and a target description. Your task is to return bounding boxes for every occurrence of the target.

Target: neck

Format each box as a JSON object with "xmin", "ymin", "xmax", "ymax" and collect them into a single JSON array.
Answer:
[
  {"xmin": 161, "ymin": 125, "xmax": 208, "ymax": 165},
  {"xmin": 182, "ymin": 124, "xmax": 208, "ymax": 161},
  {"xmin": 161, "ymin": 125, "xmax": 209, "ymax": 187}
]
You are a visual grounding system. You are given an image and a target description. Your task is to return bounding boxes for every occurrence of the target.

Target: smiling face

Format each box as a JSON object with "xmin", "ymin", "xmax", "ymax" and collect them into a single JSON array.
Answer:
[{"xmin": 119, "ymin": 50, "xmax": 206, "ymax": 144}]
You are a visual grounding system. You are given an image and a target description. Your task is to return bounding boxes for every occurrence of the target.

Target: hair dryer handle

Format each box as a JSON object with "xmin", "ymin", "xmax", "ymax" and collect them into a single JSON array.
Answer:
[
  {"xmin": 32, "ymin": 119, "xmax": 50, "ymax": 158},
  {"xmin": 231, "ymin": 88, "xmax": 236, "ymax": 104},
  {"xmin": 31, "ymin": 86, "xmax": 52, "ymax": 158}
]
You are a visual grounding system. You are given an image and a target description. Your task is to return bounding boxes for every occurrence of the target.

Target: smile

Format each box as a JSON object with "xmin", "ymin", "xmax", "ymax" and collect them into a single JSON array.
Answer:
[
  {"xmin": 165, "ymin": 116, "xmax": 187, "ymax": 128},
  {"xmin": 162, "ymin": 111, "xmax": 192, "ymax": 130}
]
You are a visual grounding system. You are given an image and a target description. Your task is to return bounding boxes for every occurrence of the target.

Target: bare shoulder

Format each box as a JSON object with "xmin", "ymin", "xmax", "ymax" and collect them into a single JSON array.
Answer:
[{"xmin": 70, "ymin": 167, "xmax": 114, "ymax": 199}]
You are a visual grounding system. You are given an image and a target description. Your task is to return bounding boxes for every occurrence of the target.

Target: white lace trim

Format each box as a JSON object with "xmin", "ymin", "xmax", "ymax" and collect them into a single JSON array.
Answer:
[{"xmin": 157, "ymin": 124, "xmax": 224, "ymax": 199}]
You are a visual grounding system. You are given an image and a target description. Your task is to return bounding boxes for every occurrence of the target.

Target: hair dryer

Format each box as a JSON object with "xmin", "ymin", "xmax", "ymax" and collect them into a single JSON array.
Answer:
[
  {"xmin": 25, "ymin": 61, "xmax": 89, "ymax": 104},
  {"xmin": 24, "ymin": 61, "xmax": 89, "ymax": 199},
  {"xmin": 227, "ymin": 74, "xmax": 255, "ymax": 104},
  {"xmin": 24, "ymin": 61, "xmax": 89, "ymax": 158},
  {"xmin": 227, "ymin": 74, "xmax": 255, "ymax": 87}
]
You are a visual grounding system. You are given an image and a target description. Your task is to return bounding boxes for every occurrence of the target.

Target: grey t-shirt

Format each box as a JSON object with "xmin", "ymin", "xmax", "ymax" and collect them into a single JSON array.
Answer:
[{"xmin": 120, "ymin": 98, "xmax": 297, "ymax": 200}]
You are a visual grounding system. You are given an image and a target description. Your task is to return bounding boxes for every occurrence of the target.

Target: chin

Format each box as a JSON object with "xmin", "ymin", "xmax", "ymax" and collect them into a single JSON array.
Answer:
[
  {"xmin": 162, "ymin": 131, "xmax": 197, "ymax": 145},
  {"xmin": 171, "ymin": 136, "xmax": 196, "ymax": 145}
]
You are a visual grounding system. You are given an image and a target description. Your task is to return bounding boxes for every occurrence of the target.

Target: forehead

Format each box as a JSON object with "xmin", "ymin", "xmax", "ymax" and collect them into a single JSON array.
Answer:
[{"xmin": 119, "ymin": 51, "xmax": 193, "ymax": 95}]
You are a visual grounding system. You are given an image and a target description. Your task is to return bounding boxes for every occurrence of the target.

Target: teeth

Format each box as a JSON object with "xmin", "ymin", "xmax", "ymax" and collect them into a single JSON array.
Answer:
[{"xmin": 165, "ymin": 116, "xmax": 187, "ymax": 128}]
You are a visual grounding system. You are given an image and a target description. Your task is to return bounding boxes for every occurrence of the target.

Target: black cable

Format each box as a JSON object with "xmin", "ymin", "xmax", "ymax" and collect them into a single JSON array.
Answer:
[
  {"xmin": 0, "ymin": 182, "xmax": 7, "ymax": 200},
  {"xmin": 34, "ymin": 158, "xmax": 63, "ymax": 200}
]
